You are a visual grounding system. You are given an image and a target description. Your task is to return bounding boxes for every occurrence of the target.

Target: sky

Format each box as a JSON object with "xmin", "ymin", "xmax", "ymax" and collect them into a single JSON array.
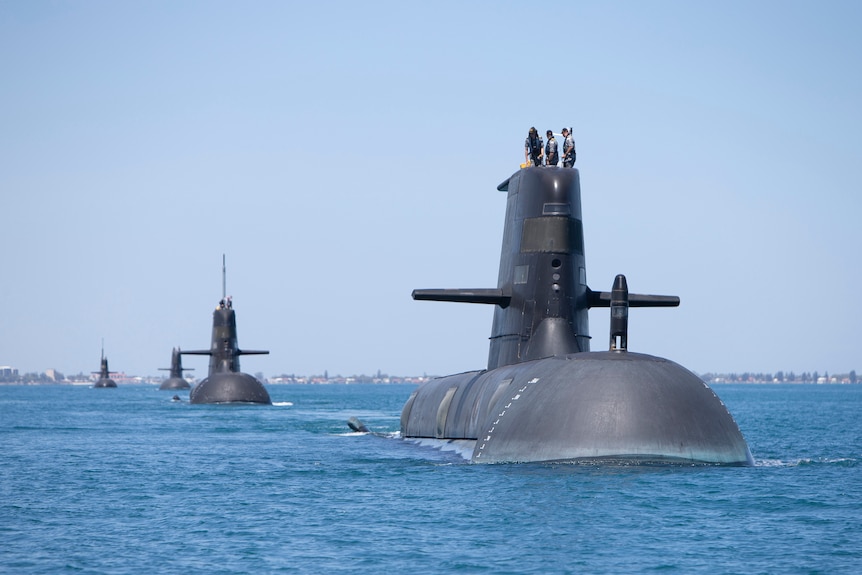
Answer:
[{"xmin": 1, "ymin": 1, "xmax": 860, "ymax": 379}]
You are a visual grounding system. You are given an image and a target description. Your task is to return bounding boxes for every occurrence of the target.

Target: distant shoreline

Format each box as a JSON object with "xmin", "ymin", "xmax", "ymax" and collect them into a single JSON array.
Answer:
[{"xmin": 1, "ymin": 378, "xmax": 858, "ymax": 387}]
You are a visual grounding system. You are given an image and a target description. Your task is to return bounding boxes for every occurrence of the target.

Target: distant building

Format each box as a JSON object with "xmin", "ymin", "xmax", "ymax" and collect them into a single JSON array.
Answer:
[{"xmin": 0, "ymin": 366, "xmax": 18, "ymax": 378}]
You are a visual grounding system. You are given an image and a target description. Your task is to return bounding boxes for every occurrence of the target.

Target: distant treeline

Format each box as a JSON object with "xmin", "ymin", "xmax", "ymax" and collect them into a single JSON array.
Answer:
[
  {"xmin": 2, "ymin": 370, "xmax": 858, "ymax": 385},
  {"xmin": 701, "ymin": 370, "xmax": 857, "ymax": 384},
  {"xmin": 0, "ymin": 371, "xmax": 430, "ymax": 385}
]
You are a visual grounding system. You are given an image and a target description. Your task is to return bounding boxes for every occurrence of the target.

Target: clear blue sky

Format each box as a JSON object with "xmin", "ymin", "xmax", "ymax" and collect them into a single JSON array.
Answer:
[{"xmin": 2, "ymin": 1, "xmax": 860, "ymax": 378}]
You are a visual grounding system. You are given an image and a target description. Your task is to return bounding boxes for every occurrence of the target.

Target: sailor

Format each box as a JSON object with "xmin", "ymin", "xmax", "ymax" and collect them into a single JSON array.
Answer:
[
  {"xmin": 524, "ymin": 127, "xmax": 544, "ymax": 166},
  {"xmin": 562, "ymin": 127, "xmax": 576, "ymax": 167},
  {"xmin": 545, "ymin": 130, "xmax": 559, "ymax": 167}
]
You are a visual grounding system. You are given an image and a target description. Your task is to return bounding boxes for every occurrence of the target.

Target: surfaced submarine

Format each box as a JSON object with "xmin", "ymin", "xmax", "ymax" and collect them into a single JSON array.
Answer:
[
  {"xmin": 182, "ymin": 257, "xmax": 271, "ymax": 405},
  {"xmin": 157, "ymin": 347, "xmax": 192, "ymax": 390},
  {"xmin": 92, "ymin": 346, "xmax": 117, "ymax": 388},
  {"xmin": 400, "ymin": 167, "xmax": 753, "ymax": 465}
]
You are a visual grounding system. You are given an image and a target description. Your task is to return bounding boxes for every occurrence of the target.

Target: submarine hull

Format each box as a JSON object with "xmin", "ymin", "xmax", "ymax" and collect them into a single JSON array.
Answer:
[
  {"xmin": 189, "ymin": 372, "xmax": 271, "ymax": 405},
  {"xmin": 401, "ymin": 352, "xmax": 753, "ymax": 465},
  {"xmin": 159, "ymin": 377, "xmax": 191, "ymax": 390},
  {"xmin": 93, "ymin": 378, "xmax": 117, "ymax": 388}
]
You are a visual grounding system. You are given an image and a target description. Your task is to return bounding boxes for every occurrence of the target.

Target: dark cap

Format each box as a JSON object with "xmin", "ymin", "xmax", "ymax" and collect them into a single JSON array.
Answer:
[
  {"xmin": 561, "ymin": 127, "xmax": 568, "ymax": 133},
  {"xmin": 546, "ymin": 130, "xmax": 553, "ymax": 136}
]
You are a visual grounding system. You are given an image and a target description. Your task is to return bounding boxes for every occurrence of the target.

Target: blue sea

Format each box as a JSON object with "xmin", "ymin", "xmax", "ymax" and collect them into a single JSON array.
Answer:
[{"xmin": 1, "ymin": 383, "xmax": 860, "ymax": 574}]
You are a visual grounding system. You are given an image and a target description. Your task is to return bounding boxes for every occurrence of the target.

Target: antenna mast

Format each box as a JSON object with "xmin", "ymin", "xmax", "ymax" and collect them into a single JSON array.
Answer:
[{"xmin": 222, "ymin": 254, "xmax": 226, "ymax": 300}]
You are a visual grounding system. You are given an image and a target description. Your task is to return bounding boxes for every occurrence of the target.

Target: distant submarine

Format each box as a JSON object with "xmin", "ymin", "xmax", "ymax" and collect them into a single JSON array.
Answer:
[
  {"xmin": 92, "ymin": 346, "xmax": 117, "ymax": 388},
  {"xmin": 181, "ymin": 256, "xmax": 272, "ymax": 405},
  {"xmin": 157, "ymin": 347, "xmax": 192, "ymax": 390},
  {"xmin": 398, "ymin": 166, "xmax": 753, "ymax": 465}
]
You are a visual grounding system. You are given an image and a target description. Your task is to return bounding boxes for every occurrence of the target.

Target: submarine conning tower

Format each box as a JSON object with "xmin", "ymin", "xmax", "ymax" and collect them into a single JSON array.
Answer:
[
  {"xmin": 413, "ymin": 167, "xmax": 678, "ymax": 370},
  {"xmin": 488, "ymin": 167, "xmax": 589, "ymax": 368},
  {"xmin": 208, "ymin": 304, "xmax": 243, "ymax": 376}
]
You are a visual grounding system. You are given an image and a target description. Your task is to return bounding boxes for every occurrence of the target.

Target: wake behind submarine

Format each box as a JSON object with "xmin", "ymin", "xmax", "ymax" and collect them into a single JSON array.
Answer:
[
  {"xmin": 399, "ymin": 166, "xmax": 753, "ymax": 465},
  {"xmin": 181, "ymin": 256, "xmax": 272, "ymax": 405},
  {"xmin": 158, "ymin": 347, "xmax": 192, "ymax": 390}
]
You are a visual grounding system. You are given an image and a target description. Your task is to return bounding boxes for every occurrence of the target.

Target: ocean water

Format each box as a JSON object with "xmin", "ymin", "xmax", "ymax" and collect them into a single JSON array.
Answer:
[{"xmin": 1, "ymin": 383, "xmax": 859, "ymax": 574}]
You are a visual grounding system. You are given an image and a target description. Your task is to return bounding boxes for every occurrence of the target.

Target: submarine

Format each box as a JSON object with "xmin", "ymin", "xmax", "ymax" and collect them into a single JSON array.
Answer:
[
  {"xmin": 157, "ymin": 347, "xmax": 192, "ymax": 390},
  {"xmin": 399, "ymin": 166, "xmax": 753, "ymax": 465},
  {"xmin": 92, "ymin": 346, "xmax": 117, "ymax": 388},
  {"xmin": 181, "ymin": 256, "xmax": 272, "ymax": 405}
]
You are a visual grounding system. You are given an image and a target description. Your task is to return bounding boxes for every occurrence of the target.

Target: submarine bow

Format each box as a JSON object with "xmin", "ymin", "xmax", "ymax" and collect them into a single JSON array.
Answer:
[{"xmin": 402, "ymin": 167, "xmax": 753, "ymax": 465}]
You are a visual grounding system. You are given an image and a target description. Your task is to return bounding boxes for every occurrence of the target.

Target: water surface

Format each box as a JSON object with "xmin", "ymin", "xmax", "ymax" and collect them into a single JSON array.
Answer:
[{"xmin": 1, "ymin": 383, "xmax": 859, "ymax": 574}]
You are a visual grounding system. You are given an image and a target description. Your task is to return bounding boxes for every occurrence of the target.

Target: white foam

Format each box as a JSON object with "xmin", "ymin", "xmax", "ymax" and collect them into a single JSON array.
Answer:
[
  {"xmin": 407, "ymin": 437, "xmax": 475, "ymax": 460},
  {"xmin": 752, "ymin": 458, "xmax": 858, "ymax": 467}
]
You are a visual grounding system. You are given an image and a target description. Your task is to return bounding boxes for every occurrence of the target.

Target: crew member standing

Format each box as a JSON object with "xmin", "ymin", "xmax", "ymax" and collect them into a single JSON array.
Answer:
[
  {"xmin": 524, "ymin": 127, "xmax": 544, "ymax": 166},
  {"xmin": 562, "ymin": 127, "xmax": 576, "ymax": 167},
  {"xmin": 545, "ymin": 130, "xmax": 559, "ymax": 167}
]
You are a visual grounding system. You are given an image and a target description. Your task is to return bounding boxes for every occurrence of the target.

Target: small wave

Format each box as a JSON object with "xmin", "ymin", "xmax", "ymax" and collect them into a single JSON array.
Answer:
[
  {"xmin": 755, "ymin": 459, "xmax": 793, "ymax": 467},
  {"xmin": 755, "ymin": 457, "xmax": 858, "ymax": 468},
  {"xmin": 272, "ymin": 401, "xmax": 294, "ymax": 407},
  {"xmin": 798, "ymin": 457, "xmax": 858, "ymax": 467},
  {"xmin": 335, "ymin": 430, "xmax": 401, "ymax": 438}
]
